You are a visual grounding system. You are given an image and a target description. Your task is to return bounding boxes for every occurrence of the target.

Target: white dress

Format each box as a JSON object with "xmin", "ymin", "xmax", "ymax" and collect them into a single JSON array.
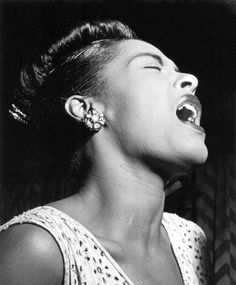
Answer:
[{"xmin": 0, "ymin": 206, "xmax": 208, "ymax": 285}]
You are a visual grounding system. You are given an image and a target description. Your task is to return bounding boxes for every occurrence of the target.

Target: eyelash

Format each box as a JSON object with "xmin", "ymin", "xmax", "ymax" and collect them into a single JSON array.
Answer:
[{"xmin": 145, "ymin": 66, "xmax": 162, "ymax": 71}]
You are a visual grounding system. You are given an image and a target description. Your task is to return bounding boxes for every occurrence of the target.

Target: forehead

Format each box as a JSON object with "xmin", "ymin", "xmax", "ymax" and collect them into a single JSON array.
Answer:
[{"xmin": 116, "ymin": 39, "xmax": 174, "ymax": 66}]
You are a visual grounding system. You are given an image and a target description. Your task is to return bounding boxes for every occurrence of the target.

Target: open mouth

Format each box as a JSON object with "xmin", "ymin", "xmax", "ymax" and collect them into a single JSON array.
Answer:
[{"xmin": 176, "ymin": 94, "xmax": 205, "ymax": 134}]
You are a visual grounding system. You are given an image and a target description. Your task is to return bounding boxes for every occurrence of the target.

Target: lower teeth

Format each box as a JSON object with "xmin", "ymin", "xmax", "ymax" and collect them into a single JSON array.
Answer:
[{"xmin": 188, "ymin": 117, "xmax": 195, "ymax": 123}]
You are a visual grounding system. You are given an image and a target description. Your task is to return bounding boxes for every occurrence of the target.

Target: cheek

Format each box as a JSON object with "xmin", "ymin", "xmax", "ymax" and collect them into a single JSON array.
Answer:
[
  {"xmin": 106, "ymin": 72, "xmax": 174, "ymax": 149},
  {"xmin": 113, "ymin": 99, "xmax": 173, "ymax": 157}
]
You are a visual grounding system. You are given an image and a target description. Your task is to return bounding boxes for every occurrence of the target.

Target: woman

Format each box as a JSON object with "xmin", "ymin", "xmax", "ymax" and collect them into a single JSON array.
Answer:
[{"xmin": 0, "ymin": 20, "xmax": 209, "ymax": 285}]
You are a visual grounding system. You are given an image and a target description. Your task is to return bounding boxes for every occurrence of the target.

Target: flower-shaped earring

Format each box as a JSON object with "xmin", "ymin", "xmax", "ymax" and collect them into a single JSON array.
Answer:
[{"xmin": 83, "ymin": 109, "xmax": 106, "ymax": 132}]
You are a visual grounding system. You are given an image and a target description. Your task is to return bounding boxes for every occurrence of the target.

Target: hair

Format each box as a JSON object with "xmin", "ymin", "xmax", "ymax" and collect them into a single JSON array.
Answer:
[
  {"xmin": 9, "ymin": 20, "xmax": 138, "ymax": 172},
  {"xmin": 10, "ymin": 20, "xmax": 138, "ymax": 129}
]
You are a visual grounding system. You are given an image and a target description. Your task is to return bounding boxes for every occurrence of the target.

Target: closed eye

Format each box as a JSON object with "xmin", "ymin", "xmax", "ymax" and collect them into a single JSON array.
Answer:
[{"xmin": 144, "ymin": 66, "xmax": 162, "ymax": 71}]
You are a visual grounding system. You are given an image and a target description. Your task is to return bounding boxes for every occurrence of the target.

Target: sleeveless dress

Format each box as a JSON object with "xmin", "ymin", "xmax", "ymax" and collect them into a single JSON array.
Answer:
[{"xmin": 0, "ymin": 206, "xmax": 208, "ymax": 285}]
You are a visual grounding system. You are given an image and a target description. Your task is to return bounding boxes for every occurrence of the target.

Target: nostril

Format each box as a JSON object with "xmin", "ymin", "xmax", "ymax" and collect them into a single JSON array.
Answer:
[{"xmin": 181, "ymin": 81, "xmax": 192, "ymax": 88}]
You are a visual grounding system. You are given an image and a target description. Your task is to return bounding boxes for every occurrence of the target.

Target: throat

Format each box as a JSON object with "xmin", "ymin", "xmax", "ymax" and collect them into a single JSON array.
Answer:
[
  {"xmin": 74, "ymin": 152, "xmax": 167, "ymax": 248},
  {"xmin": 89, "ymin": 190, "xmax": 166, "ymax": 251}
]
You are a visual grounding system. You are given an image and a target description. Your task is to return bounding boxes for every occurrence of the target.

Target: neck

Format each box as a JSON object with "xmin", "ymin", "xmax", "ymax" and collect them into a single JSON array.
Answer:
[{"xmin": 74, "ymin": 145, "xmax": 166, "ymax": 249}]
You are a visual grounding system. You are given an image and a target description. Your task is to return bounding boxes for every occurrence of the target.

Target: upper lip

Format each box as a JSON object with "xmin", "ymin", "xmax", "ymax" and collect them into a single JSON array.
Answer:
[{"xmin": 176, "ymin": 94, "xmax": 202, "ymax": 125}]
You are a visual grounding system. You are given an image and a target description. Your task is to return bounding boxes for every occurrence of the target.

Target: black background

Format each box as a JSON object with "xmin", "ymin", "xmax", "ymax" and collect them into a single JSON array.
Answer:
[{"xmin": 1, "ymin": 0, "xmax": 236, "ymax": 222}]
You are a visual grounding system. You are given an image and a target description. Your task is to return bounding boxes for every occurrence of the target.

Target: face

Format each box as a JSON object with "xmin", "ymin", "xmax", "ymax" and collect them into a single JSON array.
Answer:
[{"xmin": 102, "ymin": 40, "xmax": 208, "ymax": 179}]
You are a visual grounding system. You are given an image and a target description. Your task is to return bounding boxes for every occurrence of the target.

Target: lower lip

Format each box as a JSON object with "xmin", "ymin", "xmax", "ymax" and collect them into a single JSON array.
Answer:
[{"xmin": 181, "ymin": 120, "xmax": 206, "ymax": 135}]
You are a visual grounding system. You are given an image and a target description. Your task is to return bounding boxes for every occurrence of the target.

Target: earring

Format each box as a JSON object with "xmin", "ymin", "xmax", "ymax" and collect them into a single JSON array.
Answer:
[{"xmin": 83, "ymin": 109, "xmax": 106, "ymax": 132}]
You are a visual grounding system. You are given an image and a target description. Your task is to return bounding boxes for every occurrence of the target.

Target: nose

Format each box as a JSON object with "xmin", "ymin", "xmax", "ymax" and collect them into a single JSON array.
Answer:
[{"xmin": 174, "ymin": 73, "xmax": 198, "ymax": 93}]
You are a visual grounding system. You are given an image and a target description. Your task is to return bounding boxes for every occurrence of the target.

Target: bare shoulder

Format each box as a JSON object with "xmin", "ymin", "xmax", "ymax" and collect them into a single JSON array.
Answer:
[{"xmin": 0, "ymin": 223, "xmax": 64, "ymax": 285}]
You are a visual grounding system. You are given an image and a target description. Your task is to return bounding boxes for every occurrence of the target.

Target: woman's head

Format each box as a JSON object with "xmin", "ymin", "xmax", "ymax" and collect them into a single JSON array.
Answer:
[
  {"xmin": 88, "ymin": 39, "xmax": 208, "ymax": 178},
  {"xmin": 10, "ymin": 20, "xmax": 207, "ymax": 179}
]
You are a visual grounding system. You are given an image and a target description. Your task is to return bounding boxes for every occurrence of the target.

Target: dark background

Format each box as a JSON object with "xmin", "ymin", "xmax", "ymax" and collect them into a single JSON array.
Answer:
[{"xmin": 0, "ymin": 1, "xmax": 236, "ymax": 283}]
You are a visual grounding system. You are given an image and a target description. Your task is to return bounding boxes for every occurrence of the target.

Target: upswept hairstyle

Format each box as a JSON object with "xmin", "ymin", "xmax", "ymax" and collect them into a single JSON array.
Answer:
[{"xmin": 9, "ymin": 20, "xmax": 138, "ymax": 130}]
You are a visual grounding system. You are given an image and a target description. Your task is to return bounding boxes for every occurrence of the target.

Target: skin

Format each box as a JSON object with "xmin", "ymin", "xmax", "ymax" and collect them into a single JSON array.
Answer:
[{"xmin": 0, "ymin": 39, "xmax": 208, "ymax": 285}]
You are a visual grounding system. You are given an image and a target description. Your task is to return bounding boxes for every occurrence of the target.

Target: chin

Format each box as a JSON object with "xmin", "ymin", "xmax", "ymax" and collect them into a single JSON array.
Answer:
[
  {"xmin": 143, "ymin": 140, "xmax": 208, "ymax": 179},
  {"xmin": 180, "ymin": 133, "xmax": 208, "ymax": 163},
  {"xmin": 165, "ymin": 144, "xmax": 208, "ymax": 179},
  {"xmin": 191, "ymin": 141, "xmax": 208, "ymax": 163},
  {"xmin": 179, "ymin": 145, "xmax": 208, "ymax": 174}
]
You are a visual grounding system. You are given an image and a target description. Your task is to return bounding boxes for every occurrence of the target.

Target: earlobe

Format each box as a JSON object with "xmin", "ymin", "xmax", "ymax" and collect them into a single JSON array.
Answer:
[
  {"xmin": 65, "ymin": 95, "xmax": 106, "ymax": 132},
  {"xmin": 65, "ymin": 95, "xmax": 89, "ymax": 121}
]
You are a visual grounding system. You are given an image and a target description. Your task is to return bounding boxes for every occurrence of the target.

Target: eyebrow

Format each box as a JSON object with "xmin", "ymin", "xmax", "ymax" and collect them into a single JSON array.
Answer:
[{"xmin": 127, "ymin": 52, "xmax": 180, "ymax": 72}]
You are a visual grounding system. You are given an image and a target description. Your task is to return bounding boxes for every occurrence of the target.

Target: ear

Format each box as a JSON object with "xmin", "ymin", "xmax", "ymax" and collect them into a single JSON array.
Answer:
[{"xmin": 65, "ymin": 95, "xmax": 90, "ymax": 121}]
